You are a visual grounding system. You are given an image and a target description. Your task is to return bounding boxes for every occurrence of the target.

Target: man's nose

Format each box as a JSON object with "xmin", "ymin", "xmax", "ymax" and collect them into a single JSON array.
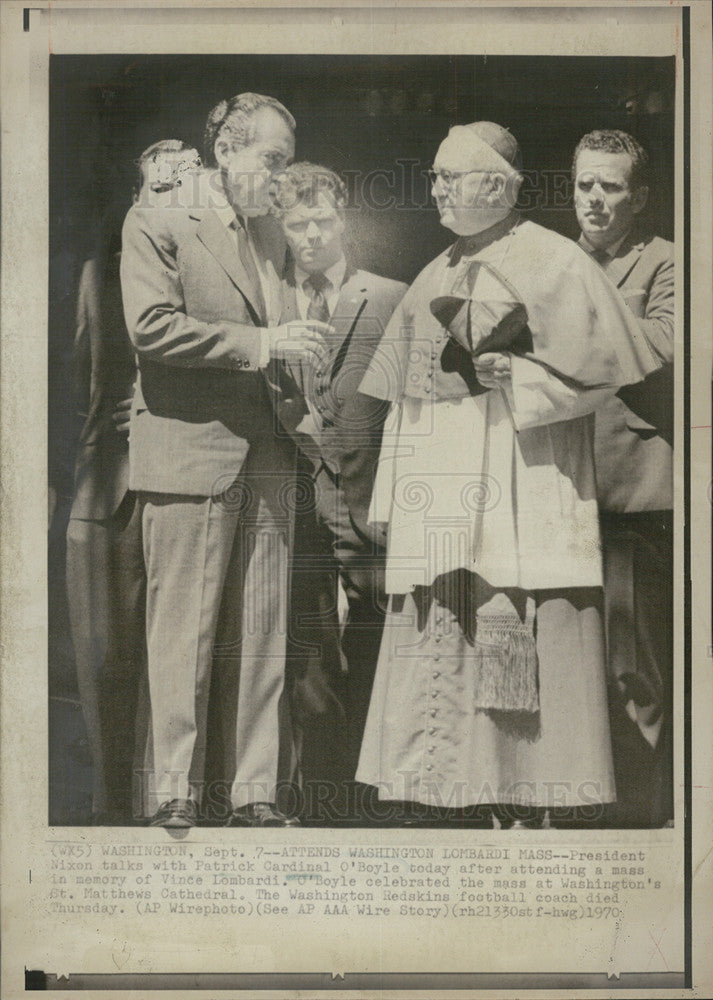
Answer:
[
  {"xmin": 588, "ymin": 182, "xmax": 605, "ymax": 204},
  {"xmin": 306, "ymin": 221, "xmax": 321, "ymax": 242}
]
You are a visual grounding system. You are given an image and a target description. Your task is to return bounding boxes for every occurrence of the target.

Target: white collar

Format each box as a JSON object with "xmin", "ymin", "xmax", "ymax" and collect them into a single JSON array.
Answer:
[
  {"xmin": 208, "ymin": 174, "xmax": 238, "ymax": 229},
  {"xmin": 210, "ymin": 177, "xmax": 255, "ymax": 234}
]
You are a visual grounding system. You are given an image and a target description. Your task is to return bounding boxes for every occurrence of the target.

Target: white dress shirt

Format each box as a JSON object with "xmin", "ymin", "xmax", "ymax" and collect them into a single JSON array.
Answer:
[
  {"xmin": 212, "ymin": 196, "xmax": 279, "ymax": 368},
  {"xmin": 578, "ymin": 231, "xmax": 628, "ymax": 260},
  {"xmin": 294, "ymin": 257, "xmax": 347, "ymax": 321}
]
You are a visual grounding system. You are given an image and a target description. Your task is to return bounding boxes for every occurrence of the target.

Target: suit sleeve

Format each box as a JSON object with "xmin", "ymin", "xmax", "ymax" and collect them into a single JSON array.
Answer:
[
  {"xmin": 335, "ymin": 392, "xmax": 391, "ymax": 551},
  {"xmin": 120, "ymin": 206, "xmax": 266, "ymax": 370},
  {"xmin": 634, "ymin": 253, "xmax": 674, "ymax": 364},
  {"xmin": 614, "ymin": 247, "xmax": 674, "ymax": 440}
]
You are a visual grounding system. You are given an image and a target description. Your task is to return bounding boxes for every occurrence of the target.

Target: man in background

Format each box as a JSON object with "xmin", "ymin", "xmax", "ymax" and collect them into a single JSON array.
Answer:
[
  {"xmin": 271, "ymin": 163, "xmax": 407, "ymax": 820},
  {"xmin": 573, "ymin": 128, "xmax": 674, "ymax": 827}
]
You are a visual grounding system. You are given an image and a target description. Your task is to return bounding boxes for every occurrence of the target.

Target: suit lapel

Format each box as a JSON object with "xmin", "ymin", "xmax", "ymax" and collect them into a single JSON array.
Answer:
[
  {"xmin": 251, "ymin": 213, "xmax": 287, "ymax": 321},
  {"xmin": 194, "ymin": 208, "xmax": 264, "ymax": 322},
  {"xmin": 604, "ymin": 237, "xmax": 644, "ymax": 288},
  {"xmin": 279, "ymin": 273, "xmax": 300, "ymax": 324},
  {"xmin": 329, "ymin": 267, "xmax": 368, "ymax": 354},
  {"xmin": 326, "ymin": 269, "xmax": 369, "ymax": 404},
  {"xmin": 275, "ymin": 276, "xmax": 304, "ymax": 392}
]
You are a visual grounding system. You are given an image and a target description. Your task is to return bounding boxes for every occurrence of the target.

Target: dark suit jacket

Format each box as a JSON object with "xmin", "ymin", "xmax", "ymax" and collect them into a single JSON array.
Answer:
[
  {"xmin": 120, "ymin": 171, "xmax": 288, "ymax": 496},
  {"xmin": 587, "ymin": 234, "xmax": 674, "ymax": 513},
  {"xmin": 70, "ymin": 247, "xmax": 136, "ymax": 522},
  {"xmin": 278, "ymin": 264, "xmax": 406, "ymax": 543}
]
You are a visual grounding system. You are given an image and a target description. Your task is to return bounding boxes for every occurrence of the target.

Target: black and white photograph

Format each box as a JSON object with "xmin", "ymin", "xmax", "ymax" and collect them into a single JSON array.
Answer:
[
  {"xmin": 2, "ymin": 1, "xmax": 710, "ymax": 995},
  {"xmin": 48, "ymin": 51, "xmax": 675, "ymax": 831}
]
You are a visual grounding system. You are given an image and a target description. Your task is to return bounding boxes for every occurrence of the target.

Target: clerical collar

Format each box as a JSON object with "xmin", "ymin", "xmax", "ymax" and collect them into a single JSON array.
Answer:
[
  {"xmin": 578, "ymin": 231, "xmax": 629, "ymax": 260},
  {"xmin": 448, "ymin": 210, "xmax": 521, "ymax": 265},
  {"xmin": 295, "ymin": 256, "xmax": 347, "ymax": 292}
]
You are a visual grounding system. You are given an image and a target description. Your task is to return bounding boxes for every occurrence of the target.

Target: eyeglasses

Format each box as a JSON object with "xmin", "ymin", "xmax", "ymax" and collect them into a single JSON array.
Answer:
[{"xmin": 427, "ymin": 168, "xmax": 486, "ymax": 188}]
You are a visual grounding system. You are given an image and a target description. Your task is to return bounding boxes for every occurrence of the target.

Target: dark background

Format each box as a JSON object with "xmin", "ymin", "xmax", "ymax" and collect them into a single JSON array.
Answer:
[
  {"xmin": 50, "ymin": 53, "xmax": 675, "ymax": 274},
  {"xmin": 49, "ymin": 54, "xmax": 675, "ymax": 822}
]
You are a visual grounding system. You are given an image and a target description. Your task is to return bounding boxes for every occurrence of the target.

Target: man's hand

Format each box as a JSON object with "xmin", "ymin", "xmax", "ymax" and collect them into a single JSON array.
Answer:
[
  {"xmin": 268, "ymin": 320, "xmax": 331, "ymax": 368},
  {"xmin": 473, "ymin": 352, "xmax": 512, "ymax": 389},
  {"xmin": 112, "ymin": 396, "xmax": 134, "ymax": 436}
]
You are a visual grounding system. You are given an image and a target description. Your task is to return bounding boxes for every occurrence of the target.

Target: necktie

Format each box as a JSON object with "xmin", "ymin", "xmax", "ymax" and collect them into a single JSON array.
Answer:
[
  {"xmin": 233, "ymin": 216, "xmax": 266, "ymax": 324},
  {"xmin": 304, "ymin": 272, "xmax": 331, "ymax": 324},
  {"xmin": 589, "ymin": 247, "xmax": 610, "ymax": 266}
]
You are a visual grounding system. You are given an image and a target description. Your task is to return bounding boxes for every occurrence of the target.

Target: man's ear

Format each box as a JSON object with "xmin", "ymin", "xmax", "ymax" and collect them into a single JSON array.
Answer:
[
  {"xmin": 632, "ymin": 184, "xmax": 649, "ymax": 215},
  {"xmin": 486, "ymin": 172, "xmax": 507, "ymax": 206},
  {"xmin": 214, "ymin": 137, "xmax": 234, "ymax": 170}
]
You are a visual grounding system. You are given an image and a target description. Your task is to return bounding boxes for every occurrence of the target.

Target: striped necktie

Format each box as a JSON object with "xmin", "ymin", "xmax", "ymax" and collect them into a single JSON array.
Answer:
[{"xmin": 304, "ymin": 272, "xmax": 331, "ymax": 324}]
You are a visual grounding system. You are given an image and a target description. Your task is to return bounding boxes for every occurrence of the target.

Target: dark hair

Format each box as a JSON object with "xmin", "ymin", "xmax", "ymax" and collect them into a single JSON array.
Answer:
[
  {"xmin": 572, "ymin": 129, "xmax": 649, "ymax": 188},
  {"xmin": 270, "ymin": 162, "xmax": 348, "ymax": 216},
  {"xmin": 134, "ymin": 139, "xmax": 201, "ymax": 199},
  {"xmin": 203, "ymin": 92, "xmax": 296, "ymax": 168}
]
